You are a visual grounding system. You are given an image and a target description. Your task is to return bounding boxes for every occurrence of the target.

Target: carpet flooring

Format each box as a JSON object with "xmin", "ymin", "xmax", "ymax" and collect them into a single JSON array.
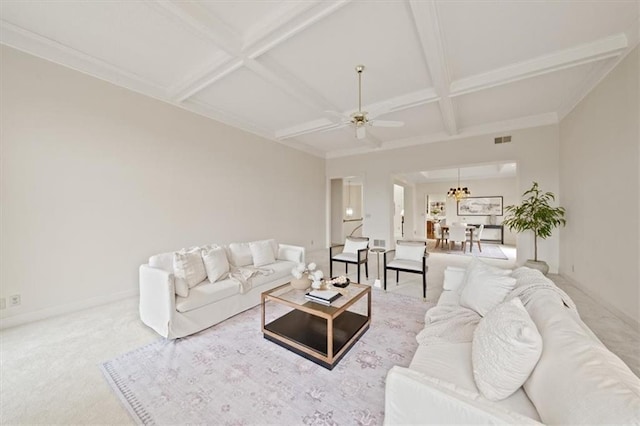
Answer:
[{"xmin": 102, "ymin": 290, "xmax": 434, "ymax": 425}]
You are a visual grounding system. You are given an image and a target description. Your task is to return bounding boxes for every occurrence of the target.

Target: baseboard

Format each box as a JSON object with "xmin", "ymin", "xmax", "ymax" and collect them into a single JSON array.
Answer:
[
  {"xmin": 559, "ymin": 273, "xmax": 640, "ymax": 332},
  {"xmin": 0, "ymin": 289, "xmax": 138, "ymax": 330}
]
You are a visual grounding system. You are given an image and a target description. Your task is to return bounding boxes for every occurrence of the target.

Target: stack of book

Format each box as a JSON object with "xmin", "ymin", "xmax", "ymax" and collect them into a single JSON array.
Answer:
[{"xmin": 305, "ymin": 289, "xmax": 342, "ymax": 306}]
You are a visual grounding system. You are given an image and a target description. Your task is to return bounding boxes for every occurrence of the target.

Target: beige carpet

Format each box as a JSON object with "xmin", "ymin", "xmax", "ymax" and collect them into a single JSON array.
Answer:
[{"xmin": 1, "ymin": 247, "xmax": 638, "ymax": 424}]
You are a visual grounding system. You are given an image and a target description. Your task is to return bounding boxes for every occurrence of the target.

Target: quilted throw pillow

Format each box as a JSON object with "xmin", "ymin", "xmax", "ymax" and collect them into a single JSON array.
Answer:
[
  {"xmin": 173, "ymin": 247, "xmax": 207, "ymax": 296},
  {"xmin": 472, "ymin": 297, "xmax": 543, "ymax": 401}
]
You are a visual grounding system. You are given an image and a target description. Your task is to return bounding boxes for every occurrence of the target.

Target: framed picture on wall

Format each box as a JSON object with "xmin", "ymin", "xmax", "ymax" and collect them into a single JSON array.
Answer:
[{"xmin": 457, "ymin": 196, "xmax": 503, "ymax": 216}]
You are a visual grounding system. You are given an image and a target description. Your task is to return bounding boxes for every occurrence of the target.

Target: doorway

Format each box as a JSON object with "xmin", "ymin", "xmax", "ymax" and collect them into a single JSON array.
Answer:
[
  {"xmin": 393, "ymin": 184, "xmax": 404, "ymax": 239},
  {"xmin": 329, "ymin": 177, "xmax": 363, "ymax": 246}
]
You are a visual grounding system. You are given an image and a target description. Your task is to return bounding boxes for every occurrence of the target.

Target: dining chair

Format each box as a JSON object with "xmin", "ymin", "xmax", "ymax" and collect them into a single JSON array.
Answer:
[
  {"xmin": 470, "ymin": 224, "xmax": 484, "ymax": 252},
  {"xmin": 434, "ymin": 222, "xmax": 448, "ymax": 249},
  {"xmin": 329, "ymin": 236, "xmax": 369, "ymax": 283},
  {"xmin": 448, "ymin": 225, "xmax": 467, "ymax": 251},
  {"xmin": 383, "ymin": 240, "xmax": 429, "ymax": 300}
]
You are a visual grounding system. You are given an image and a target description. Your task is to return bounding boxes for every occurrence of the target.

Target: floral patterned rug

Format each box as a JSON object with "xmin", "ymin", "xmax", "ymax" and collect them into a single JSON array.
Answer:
[{"xmin": 101, "ymin": 289, "xmax": 433, "ymax": 425}]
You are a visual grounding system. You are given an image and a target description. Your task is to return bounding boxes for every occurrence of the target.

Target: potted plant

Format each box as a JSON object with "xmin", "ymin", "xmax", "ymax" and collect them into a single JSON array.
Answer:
[{"xmin": 503, "ymin": 182, "xmax": 566, "ymax": 274}]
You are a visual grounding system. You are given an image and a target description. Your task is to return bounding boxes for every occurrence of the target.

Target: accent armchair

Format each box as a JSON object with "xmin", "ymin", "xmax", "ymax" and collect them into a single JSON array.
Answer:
[
  {"xmin": 329, "ymin": 236, "xmax": 370, "ymax": 283},
  {"xmin": 383, "ymin": 240, "xmax": 429, "ymax": 300}
]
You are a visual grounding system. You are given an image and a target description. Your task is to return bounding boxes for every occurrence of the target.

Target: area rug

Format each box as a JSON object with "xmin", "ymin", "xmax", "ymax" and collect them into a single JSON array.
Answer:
[
  {"xmin": 427, "ymin": 241, "xmax": 508, "ymax": 260},
  {"xmin": 101, "ymin": 290, "xmax": 433, "ymax": 425}
]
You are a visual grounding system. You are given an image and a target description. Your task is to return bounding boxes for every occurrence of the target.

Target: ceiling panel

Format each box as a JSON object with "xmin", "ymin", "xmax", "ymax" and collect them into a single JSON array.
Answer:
[
  {"xmin": 0, "ymin": 1, "xmax": 224, "ymax": 88},
  {"xmin": 366, "ymin": 103, "xmax": 444, "ymax": 141},
  {"xmin": 198, "ymin": 1, "xmax": 301, "ymax": 39},
  {"xmin": 293, "ymin": 126, "xmax": 368, "ymax": 152},
  {"xmin": 263, "ymin": 1, "xmax": 433, "ymax": 112},
  {"xmin": 438, "ymin": 0, "xmax": 639, "ymax": 79},
  {"xmin": 191, "ymin": 67, "xmax": 319, "ymax": 131},
  {"xmin": 455, "ymin": 61, "xmax": 600, "ymax": 129}
]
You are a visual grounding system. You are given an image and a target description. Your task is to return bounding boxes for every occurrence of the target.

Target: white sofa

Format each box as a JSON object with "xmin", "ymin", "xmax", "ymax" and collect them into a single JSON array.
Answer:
[
  {"xmin": 139, "ymin": 239, "xmax": 304, "ymax": 339},
  {"xmin": 385, "ymin": 264, "xmax": 640, "ymax": 425}
]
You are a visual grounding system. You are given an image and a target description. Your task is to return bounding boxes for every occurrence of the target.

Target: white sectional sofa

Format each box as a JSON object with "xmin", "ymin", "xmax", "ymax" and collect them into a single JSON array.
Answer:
[
  {"xmin": 385, "ymin": 261, "xmax": 640, "ymax": 425},
  {"xmin": 139, "ymin": 239, "xmax": 304, "ymax": 339}
]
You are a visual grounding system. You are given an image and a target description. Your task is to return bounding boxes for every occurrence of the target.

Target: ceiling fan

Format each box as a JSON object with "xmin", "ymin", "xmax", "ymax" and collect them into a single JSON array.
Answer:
[{"xmin": 327, "ymin": 65, "xmax": 404, "ymax": 140}]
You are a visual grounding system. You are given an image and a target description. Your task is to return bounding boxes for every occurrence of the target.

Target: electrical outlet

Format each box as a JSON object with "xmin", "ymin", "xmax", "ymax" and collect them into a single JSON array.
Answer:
[
  {"xmin": 9, "ymin": 294, "xmax": 20, "ymax": 306},
  {"xmin": 0, "ymin": 298, "xmax": 5, "ymax": 310}
]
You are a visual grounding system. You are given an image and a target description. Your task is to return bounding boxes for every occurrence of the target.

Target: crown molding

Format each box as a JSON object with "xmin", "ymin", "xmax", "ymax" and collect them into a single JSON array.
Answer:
[{"xmin": 0, "ymin": 20, "xmax": 168, "ymax": 99}]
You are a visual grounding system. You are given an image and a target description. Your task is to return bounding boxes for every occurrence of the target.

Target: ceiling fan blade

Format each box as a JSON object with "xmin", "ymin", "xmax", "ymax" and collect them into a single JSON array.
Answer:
[
  {"xmin": 370, "ymin": 120, "xmax": 404, "ymax": 128},
  {"xmin": 356, "ymin": 126, "xmax": 366, "ymax": 139}
]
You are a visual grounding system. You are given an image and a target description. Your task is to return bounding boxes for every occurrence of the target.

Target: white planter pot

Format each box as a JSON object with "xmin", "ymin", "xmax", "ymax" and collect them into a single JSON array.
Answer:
[{"xmin": 524, "ymin": 259, "xmax": 549, "ymax": 275}]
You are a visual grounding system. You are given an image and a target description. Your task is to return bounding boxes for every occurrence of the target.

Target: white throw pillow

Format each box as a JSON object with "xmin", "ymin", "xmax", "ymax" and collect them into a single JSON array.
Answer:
[
  {"xmin": 343, "ymin": 238, "xmax": 368, "ymax": 254},
  {"xmin": 443, "ymin": 267, "xmax": 466, "ymax": 291},
  {"xmin": 459, "ymin": 259, "xmax": 515, "ymax": 316},
  {"xmin": 395, "ymin": 244, "xmax": 425, "ymax": 262},
  {"xmin": 201, "ymin": 246, "xmax": 229, "ymax": 283},
  {"xmin": 228, "ymin": 242, "xmax": 253, "ymax": 267},
  {"xmin": 250, "ymin": 240, "xmax": 276, "ymax": 267},
  {"xmin": 173, "ymin": 247, "xmax": 207, "ymax": 296},
  {"xmin": 472, "ymin": 297, "xmax": 543, "ymax": 401}
]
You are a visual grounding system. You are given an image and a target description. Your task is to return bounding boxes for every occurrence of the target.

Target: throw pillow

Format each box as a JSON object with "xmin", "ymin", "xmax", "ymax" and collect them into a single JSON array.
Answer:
[
  {"xmin": 459, "ymin": 259, "xmax": 516, "ymax": 316},
  {"xmin": 228, "ymin": 242, "xmax": 253, "ymax": 267},
  {"xmin": 395, "ymin": 244, "xmax": 425, "ymax": 262},
  {"xmin": 472, "ymin": 297, "xmax": 543, "ymax": 401},
  {"xmin": 201, "ymin": 246, "xmax": 229, "ymax": 283},
  {"xmin": 173, "ymin": 247, "xmax": 207, "ymax": 296},
  {"xmin": 250, "ymin": 240, "xmax": 276, "ymax": 267},
  {"xmin": 343, "ymin": 238, "xmax": 368, "ymax": 254}
]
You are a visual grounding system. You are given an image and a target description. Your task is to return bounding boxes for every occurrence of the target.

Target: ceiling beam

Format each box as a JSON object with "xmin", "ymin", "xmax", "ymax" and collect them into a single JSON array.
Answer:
[
  {"xmin": 408, "ymin": 0, "xmax": 458, "ymax": 135},
  {"xmin": 450, "ymin": 33, "xmax": 629, "ymax": 97}
]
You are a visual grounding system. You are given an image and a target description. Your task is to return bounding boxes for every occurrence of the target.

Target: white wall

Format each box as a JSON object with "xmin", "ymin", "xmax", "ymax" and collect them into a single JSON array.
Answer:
[
  {"xmin": 0, "ymin": 46, "xmax": 325, "ymax": 325},
  {"xmin": 416, "ymin": 176, "xmax": 518, "ymax": 244},
  {"xmin": 326, "ymin": 125, "xmax": 560, "ymax": 269},
  {"xmin": 559, "ymin": 46, "xmax": 639, "ymax": 327}
]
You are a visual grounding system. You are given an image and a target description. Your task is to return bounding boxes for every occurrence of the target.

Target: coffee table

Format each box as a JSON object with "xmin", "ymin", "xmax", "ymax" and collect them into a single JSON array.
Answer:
[{"xmin": 261, "ymin": 282, "xmax": 371, "ymax": 370}]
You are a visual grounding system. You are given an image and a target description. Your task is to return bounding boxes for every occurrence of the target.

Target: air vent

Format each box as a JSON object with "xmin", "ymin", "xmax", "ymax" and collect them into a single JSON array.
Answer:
[
  {"xmin": 494, "ymin": 135, "xmax": 512, "ymax": 144},
  {"xmin": 374, "ymin": 239, "xmax": 386, "ymax": 248}
]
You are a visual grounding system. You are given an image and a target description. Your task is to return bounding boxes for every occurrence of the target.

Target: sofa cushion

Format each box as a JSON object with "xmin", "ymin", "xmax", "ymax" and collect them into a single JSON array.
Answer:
[
  {"xmin": 332, "ymin": 252, "xmax": 357, "ymax": 262},
  {"xmin": 523, "ymin": 292, "xmax": 640, "ymax": 425},
  {"xmin": 251, "ymin": 260, "xmax": 296, "ymax": 288},
  {"xmin": 387, "ymin": 259, "xmax": 422, "ymax": 272},
  {"xmin": 459, "ymin": 259, "xmax": 516, "ymax": 316},
  {"xmin": 472, "ymin": 298, "xmax": 542, "ymax": 401},
  {"xmin": 436, "ymin": 289, "xmax": 461, "ymax": 306},
  {"xmin": 201, "ymin": 246, "xmax": 229, "ymax": 283},
  {"xmin": 173, "ymin": 248, "xmax": 207, "ymax": 297},
  {"xmin": 410, "ymin": 343, "xmax": 541, "ymax": 421},
  {"xmin": 343, "ymin": 238, "xmax": 368, "ymax": 254},
  {"xmin": 175, "ymin": 278, "xmax": 239, "ymax": 313},
  {"xmin": 250, "ymin": 240, "xmax": 276, "ymax": 267},
  {"xmin": 395, "ymin": 244, "xmax": 425, "ymax": 262}
]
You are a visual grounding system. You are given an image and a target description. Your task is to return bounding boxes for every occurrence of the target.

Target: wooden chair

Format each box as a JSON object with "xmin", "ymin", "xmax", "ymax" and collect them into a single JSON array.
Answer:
[
  {"xmin": 383, "ymin": 240, "xmax": 429, "ymax": 300},
  {"xmin": 329, "ymin": 237, "xmax": 369, "ymax": 283}
]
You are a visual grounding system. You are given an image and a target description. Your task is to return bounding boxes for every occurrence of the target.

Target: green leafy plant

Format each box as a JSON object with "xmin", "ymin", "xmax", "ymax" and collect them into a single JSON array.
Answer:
[{"xmin": 503, "ymin": 182, "xmax": 566, "ymax": 262}]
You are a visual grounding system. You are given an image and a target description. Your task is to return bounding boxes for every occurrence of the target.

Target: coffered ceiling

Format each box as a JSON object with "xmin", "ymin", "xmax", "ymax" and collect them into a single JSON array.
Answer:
[{"xmin": 1, "ymin": 1, "xmax": 638, "ymax": 158}]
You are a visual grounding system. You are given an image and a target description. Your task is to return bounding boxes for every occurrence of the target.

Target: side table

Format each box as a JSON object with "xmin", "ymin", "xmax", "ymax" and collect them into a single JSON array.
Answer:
[{"xmin": 370, "ymin": 247, "xmax": 386, "ymax": 288}]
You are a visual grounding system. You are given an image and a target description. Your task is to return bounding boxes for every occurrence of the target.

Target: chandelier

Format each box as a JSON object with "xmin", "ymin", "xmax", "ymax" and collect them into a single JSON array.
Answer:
[{"xmin": 447, "ymin": 168, "xmax": 471, "ymax": 201}]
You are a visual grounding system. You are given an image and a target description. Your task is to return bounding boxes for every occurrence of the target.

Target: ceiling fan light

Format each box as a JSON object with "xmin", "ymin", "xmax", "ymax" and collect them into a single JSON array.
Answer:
[{"xmin": 356, "ymin": 126, "xmax": 366, "ymax": 139}]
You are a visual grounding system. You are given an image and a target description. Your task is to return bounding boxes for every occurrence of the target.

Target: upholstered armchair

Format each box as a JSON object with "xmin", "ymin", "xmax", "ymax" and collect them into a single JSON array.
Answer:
[
  {"xmin": 329, "ymin": 237, "xmax": 370, "ymax": 283},
  {"xmin": 383, "ymin": 240, "xmax": 429, "ymax": 300}
]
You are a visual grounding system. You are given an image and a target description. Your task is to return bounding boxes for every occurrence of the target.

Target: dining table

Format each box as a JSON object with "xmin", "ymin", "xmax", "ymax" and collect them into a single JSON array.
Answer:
[{"xmin": 439, "ymin": 225, "xmax": 475, "ymax": 252}]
